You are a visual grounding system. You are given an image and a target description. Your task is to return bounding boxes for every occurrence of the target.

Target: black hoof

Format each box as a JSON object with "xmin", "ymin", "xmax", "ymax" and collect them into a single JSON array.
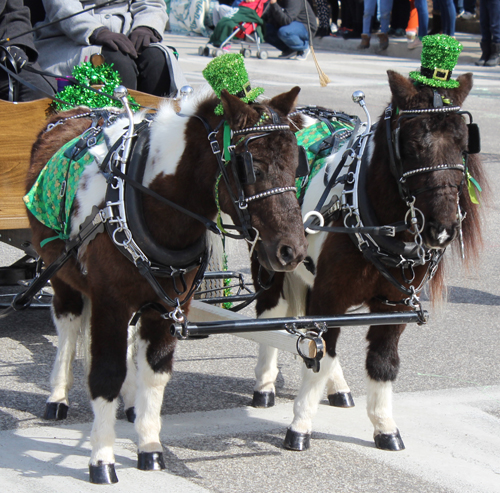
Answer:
[
  {"xmin": 89, "ymin": 461, "xmax": 118, "ymax": 484},
  {"xmin": 125, "ymin": 407, "xmax": 136, "ymax": 423},
  {"xmin": 251, "ymin": 391, "xmax": 275, "ymax": 408},
  {"xmin": 137, "ymin": 451, "xmax": 166, "ymax": 471},
  {"xmin": 328, "ymin": 392, "xmax": 355, "ymax": 408},
  {"xmin": 283, "ymin": 428, "xmax": 311, "ymax": 451},
  {"xmin": 374, "ymin": 429, "xmax": 405, "ymax": 451},
  {"xmin": 43, "ymin": 402, "xmax": 69, "ymax": 420}
]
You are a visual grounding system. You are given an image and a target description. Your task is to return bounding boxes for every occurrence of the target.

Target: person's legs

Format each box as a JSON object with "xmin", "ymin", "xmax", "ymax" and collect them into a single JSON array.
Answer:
[
  {"xmin": 101, "ymin": 48, "xmax": 138, "ymax": 90},
  {"xmin": 439, "ymin": 0, "xmax": 456, "ymax": 35},
  {"xmin": 414, "ymin": 0, "xmax": 429, "ymax": 38},
  {"xmin": 264, "ymin": 23, "xmax": 290, "ymax": 52},
  {"xmin": 278, "ymin": 21, "xmax": 310, "ymax": 51},
  {"xmin": 135, "ymin": 47, "xmax": 173, "ymax": 97},
  {"xmin": 362, "ymin": 0, "xmax": 377, "ymax": 35},
  {"xmin": 487, "ymin": 0, "xmax": 500, "ymax": 43},
  {"xmin": 379, "ymin": 0, "xmax": 394, "ymax": 33}
]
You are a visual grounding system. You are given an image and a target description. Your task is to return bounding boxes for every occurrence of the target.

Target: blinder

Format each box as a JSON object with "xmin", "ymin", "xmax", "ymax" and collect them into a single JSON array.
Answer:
[{"xmin": 296, "ymin": 145, "xmax": 310, "ymax": 178}]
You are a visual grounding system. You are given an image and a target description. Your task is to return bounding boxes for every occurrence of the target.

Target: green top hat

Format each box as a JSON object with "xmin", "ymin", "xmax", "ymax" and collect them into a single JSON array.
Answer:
[
  {"xmin": 409, "ymin": 34, "xmax": 463, "ymax": 89},
  {"xmin": 203, "ymin": 53, "xmax": 265, "ymax": 115}
]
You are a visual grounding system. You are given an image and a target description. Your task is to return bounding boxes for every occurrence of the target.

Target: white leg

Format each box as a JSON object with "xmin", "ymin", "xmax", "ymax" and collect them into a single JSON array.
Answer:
[
  {"xmin": 254, "ymin": 299, "xmax": 289, "ymax": 395},
  {"xmin": 134, "ymin": 338, "xmax": 171, "ymax": 453},
  {"xmin": 366, "ymin": 377, "xmax": 397, "ymax": 436},
  {"xmin": 120, "ymin": 326, "xmax": 137, "ymax": 412},
  {"xmin": 48, "ymin": 307, "xmax": 82, "ymax": 405},
  {"xmin": 289, "ymin": 354, "xmax": 336, "ymax": 434},
  {"xmin": 326, "ymin": 356, "xmax": 351, "ymax": 395},
  {"xmin": 90, "ymin": 397, "xmax": 118, "ymax": 465}
]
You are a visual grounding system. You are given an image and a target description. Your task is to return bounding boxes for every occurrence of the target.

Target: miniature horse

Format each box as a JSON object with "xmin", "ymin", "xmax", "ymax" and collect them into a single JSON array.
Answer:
[
  {"xmin": 251, "ymin": 71, "xmax": 485, "ymax": 451},
  {"xmin": 25, "ymin": 87, "xmax": 308, "ymax": 483}
]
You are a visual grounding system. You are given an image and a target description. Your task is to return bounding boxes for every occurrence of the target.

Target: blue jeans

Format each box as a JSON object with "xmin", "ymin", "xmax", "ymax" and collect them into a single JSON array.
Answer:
[
  {"xmin": 414, "ymin": 0, "xmax": 429, "ymax": 39},
  {"xmin": 265, "ymin": 21, "xmax": 310, "ymax": 52},
  {"xmin": 362, "ymin": 0, "xmax": 394, "ymax": 35},
  {"xmin": 480, "ymin": 0, "xmax": 500, "ymax": 44},
  {"xmin": 434, "ymin": 0, "xmax": 456, "ymax": 36}
]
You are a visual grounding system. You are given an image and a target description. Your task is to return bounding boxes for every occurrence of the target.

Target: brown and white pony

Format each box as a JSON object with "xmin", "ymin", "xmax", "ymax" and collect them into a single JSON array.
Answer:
[
  {"xmin": 26, "ymin": 87, "xmax": 308, "ymax": 483},
  {"xmin": 251, "ymin": 71, "xmax": 485, "ymax": 451}
]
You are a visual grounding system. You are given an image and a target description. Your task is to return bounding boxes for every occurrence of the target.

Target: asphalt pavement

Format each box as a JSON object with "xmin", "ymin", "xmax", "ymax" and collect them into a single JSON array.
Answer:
[{"xmin": 1, "ymin": 27, "xmax": 500, "ymax": 492}]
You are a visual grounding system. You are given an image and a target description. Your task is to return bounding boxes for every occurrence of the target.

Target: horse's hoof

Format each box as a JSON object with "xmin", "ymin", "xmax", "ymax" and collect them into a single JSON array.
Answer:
[
  {"xmin": 43, "ymin": 402, "xmax": 69, "ymax": 420},
  {"xmin": 137, "ymin": 451, "xmax": 166, "ymax": 471},
  {"xmin": 328, "ymin": 392, "xmax": 355, "ymax": 408},
  {"xmin": 89, "ymin": 461, "xmax": 118, "ymax": 484},
  {"xmin": 252, "ymin": 391, "xmax": 275, "ymax": 408},
  {"xmin": 283, "ymin": 428, "xmax": 311, "ymax": 451},
  {"xmin": 125, "ymin": 407, "xmax": 136, "ymax": 423},
  {"xmin": 374, "ymin": 430, "xmax": 405, "ymax": 451}
]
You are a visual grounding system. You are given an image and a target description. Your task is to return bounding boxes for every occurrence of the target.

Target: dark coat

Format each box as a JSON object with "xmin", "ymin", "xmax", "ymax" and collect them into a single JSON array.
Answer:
[
  {"xmin": 0, "ymin": 0, "xmax": 38, "ymax": 61},
  {"xmin": 262, "ymin": 0, "xmax": 317, "ymax": 34}
]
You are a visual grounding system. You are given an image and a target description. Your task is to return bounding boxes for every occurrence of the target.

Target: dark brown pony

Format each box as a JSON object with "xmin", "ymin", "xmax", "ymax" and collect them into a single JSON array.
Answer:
[
  {"xmin": 251, "ymin": 71, "xmax": 485, "ymax": 452},
  {"xmin": 25, "ymin": 87, "xmax": 308, "ymax": 483}
]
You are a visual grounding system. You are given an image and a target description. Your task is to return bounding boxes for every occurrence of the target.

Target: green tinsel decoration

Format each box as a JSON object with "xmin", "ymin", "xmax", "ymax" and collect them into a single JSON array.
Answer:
[
  {"xmin": 222, "ymin": 243, "xmax": 233, "ymax": 310},
  {"xmin": 52, "ymin": 62, "xmax": 139, "ymax": 112}
]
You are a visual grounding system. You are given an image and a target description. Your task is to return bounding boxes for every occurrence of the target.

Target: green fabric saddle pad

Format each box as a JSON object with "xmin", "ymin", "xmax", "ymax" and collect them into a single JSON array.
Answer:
[
  {"xmin": 23, "ymin": 135, "xmax": 101, "ymax": 242},
  {"xmin": 295, "ymin": 119, "xmax": 354, "ymax": 199}
]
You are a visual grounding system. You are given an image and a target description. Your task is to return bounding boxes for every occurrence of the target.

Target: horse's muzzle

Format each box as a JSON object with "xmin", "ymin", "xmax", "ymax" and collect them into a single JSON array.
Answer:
[
  {"xmin": 257, "ymin": 238, "xmax": 308, "ymax": 272},
  {"xmin": 423, "ymin": 220, "xmax": 459, "ymax": 249}
]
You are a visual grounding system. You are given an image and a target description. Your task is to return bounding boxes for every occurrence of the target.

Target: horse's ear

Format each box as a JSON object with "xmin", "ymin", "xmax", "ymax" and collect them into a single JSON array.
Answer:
[
  {"xmin": 447, "ymin": 72, "xmax": 473, "ymax": 107},
  {"xmin": 221, "ymin": 89, "xmax": 259, "ymax": 130},
  {"xmin": 387, "ymin": 70, "xmax": 418, "ymax": 108},
  {"xmin": 268, "ymin": 86, "xmax": 301, "ymax": 115}
]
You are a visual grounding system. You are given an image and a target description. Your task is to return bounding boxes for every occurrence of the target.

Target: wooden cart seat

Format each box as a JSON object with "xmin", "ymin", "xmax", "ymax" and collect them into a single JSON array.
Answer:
[{"xmin": 0, "ymin": 90, "xmax": 165, "ymax": 231}]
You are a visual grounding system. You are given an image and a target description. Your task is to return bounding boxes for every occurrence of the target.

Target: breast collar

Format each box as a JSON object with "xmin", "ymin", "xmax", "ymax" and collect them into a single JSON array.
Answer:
[{"xmin": 103, "ymin": 121, "xmax": 209, "ymax": 278}]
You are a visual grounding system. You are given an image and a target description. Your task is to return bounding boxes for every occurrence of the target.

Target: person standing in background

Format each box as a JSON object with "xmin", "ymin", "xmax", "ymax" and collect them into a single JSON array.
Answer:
[
  {"xmin": 358, "ymin": 0, "xmax": 394, "ymax": 50},
  {"xmin": 434, "ymin": 0, "xmax": 456, "ymax": 36},
  {"xmin": 408, "ymin": 0, "xmax": 429, "ymax": 49},
  {"xmin": 475, "ymin": 0, "xmax": 500, "ymax": 66}
]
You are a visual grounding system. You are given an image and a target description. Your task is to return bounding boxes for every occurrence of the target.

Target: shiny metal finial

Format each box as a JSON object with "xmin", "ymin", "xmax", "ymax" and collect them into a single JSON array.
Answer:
[
  {"xmin": 352, "ymin": 90, "xmax": 365, "ymax": 104},
  {"xmin": 180, "ymin": 85, "xmax": 194, "ymax": 101},
  {"xmin": 113, "ymin": 85, "xmax": 128, "ymax": 99}
]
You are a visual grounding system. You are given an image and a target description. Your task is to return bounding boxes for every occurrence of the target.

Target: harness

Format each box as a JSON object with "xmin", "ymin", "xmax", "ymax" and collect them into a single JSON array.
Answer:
[
  {"xmin": 301, "ymin": 94, "xmax": 480, "ymax": 316},
  {"xmin": 5, "ymin": 89, "xmax": 297, "ymax": 320}
]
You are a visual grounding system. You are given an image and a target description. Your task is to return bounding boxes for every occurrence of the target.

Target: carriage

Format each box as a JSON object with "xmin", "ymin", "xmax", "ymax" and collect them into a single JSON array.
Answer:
[{"xmin": 0, "ymin": 43, "xmax": 484, "ymax": 484}]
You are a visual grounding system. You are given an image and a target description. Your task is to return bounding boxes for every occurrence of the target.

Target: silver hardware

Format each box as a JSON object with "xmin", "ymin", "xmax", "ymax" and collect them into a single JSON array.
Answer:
[{"xmin": 180, "ymin": 85, "xmax": 194, "ymax": 101}]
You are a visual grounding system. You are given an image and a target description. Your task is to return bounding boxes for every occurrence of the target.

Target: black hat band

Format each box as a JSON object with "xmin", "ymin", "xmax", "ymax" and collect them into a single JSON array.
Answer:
[{"xmin": 421, "ymin": 66, "xmax": 452, "ymax": 82}]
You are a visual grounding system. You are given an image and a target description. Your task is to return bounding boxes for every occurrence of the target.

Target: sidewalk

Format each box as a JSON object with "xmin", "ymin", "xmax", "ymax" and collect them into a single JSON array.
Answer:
[{"xmin": 312, "ymin": 31, "xmax": 481, "ymax": 65}]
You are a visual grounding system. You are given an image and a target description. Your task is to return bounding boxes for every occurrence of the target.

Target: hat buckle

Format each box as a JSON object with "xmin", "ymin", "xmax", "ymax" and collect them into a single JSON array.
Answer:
[{"xmin": 432, "ymin": 68, "xmax": 450, "ymax": 81}]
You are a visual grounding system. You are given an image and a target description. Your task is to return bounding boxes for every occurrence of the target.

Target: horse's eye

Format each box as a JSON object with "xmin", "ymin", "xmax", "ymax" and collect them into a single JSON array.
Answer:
[{"xmin": 254, "ymin": 167, "xmax": 263, "ymax": 178}]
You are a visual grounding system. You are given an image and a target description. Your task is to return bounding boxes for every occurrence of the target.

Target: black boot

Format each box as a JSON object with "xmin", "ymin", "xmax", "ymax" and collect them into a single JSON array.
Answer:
[
  {"xmin": 485, "ymin": 43, "xmax": 500, "ymax": 67},
  {"xmin": 475, "ymin": 41, "xmax": 491, "ymax": 66}
]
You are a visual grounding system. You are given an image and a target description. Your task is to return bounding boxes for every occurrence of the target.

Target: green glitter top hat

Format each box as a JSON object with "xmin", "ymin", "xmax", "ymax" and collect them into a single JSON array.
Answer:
[
  {"xmin": 409, "ymin": 34, "xmax": 463, "ymax": 89},
  {"xmin": 202, "ymin": 53, "xmax": 265, "ymax": 115}
]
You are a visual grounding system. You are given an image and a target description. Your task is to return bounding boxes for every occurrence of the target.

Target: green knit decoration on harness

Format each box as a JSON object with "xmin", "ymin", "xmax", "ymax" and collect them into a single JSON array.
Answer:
[
  {"xmin": 23, "ymin": 134, "xmax": 103, "ymax": 246},
  {"xmin": 409, "ymin": 34, "xmax": 463, "ymax": 89},
  {"xmin": 295, "ymin": 119, "xmax": 354, "ymax": 199},
  {"xmin": 202, "ymin": 53, "xmax": 264, "ymax": 115}
]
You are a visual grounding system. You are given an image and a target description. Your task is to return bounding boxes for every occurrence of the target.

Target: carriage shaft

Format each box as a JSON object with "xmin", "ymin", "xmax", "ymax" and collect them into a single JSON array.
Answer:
[{"xmin": 171, "ymin": 311, "xmax": 428, "ymax": 338}]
